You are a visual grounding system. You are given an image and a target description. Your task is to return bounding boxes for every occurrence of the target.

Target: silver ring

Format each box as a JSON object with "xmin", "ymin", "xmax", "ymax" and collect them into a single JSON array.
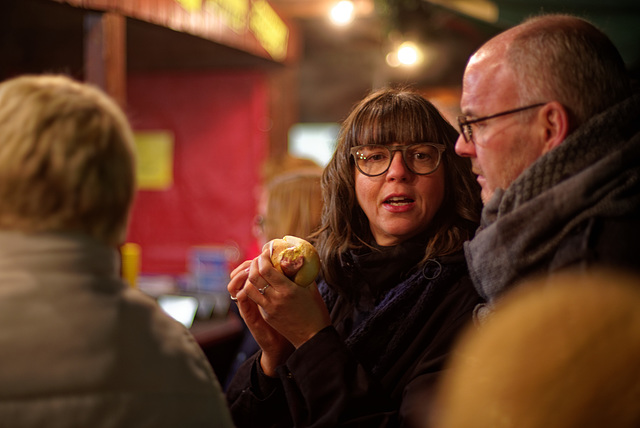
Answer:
[
  {"xmin": 230, "ymin": 295, "xmax": 238, "ymax": 302},
  {"xmin": 258, "ymin": 284, "xmax": 270, "ymax": 295}
]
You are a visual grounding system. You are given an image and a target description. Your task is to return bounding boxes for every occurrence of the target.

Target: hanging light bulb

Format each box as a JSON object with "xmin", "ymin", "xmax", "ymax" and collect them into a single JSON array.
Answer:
[
  {"xmin": 397, "ymin": 42, "xmax": 422, "ymax": 66},
  {"xmin": 330, "ymin": 1, "xmax": 355, "ymax": 26}
]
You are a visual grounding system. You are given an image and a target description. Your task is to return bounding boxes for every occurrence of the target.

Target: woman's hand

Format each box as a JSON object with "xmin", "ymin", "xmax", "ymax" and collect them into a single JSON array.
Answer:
[
  {"xmin": 229, "ymin": 249, "xmax": 332, "ymax": 375},
  {"xmin": 244, "ymin": 249, "xmax": 332, "ymax": 348},
  {"xmin": 228, "ymin": 260, "xmax": 295, "ymax": 376}
]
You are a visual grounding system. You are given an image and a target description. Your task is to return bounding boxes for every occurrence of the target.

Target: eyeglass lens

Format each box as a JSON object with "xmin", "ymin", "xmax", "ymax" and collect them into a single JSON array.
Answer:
[
  {"xmin": 456, "ymin": 116, "xmax": 474, "ymax": 143},
  {"xmin": 352, "ymin": 144, "xmax": 442, "ymax": 176},
  {"xmin": 460, "ymin": 121, "xmax": 472, "ymax": 143}
]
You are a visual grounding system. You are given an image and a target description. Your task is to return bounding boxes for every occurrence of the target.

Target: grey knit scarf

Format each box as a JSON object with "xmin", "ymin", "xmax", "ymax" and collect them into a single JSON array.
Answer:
[{"xmin": 465, "ymin": 92, "xmax": 640, "ymax": 307}]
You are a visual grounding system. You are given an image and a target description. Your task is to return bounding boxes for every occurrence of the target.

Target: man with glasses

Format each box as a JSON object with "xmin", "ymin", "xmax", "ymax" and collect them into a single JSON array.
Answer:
[{"xmin": 454, "ymin": 13, "xmax": 640, "ymax": 319}]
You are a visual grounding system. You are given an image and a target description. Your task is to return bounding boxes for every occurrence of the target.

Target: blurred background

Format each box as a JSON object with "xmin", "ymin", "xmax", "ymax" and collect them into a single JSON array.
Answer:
[
  {"xmin": 1, "ymin": 0, "xmax": 638, "ymax": 381},
  {"xmin": 272, "ymin": 0, "xmax": 640, "ymax": 125}
]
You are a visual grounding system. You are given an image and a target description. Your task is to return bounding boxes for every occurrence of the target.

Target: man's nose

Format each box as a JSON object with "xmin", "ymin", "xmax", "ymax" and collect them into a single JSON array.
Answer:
[{"xmin": 455, "ymin": 134, "xmax": 476, "ymax": 158}]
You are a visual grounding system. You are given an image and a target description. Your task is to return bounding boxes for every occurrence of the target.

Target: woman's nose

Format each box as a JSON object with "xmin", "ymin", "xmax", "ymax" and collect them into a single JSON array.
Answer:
[{"xmin": 386, "ymin": 151, "xmax": 410, "ymax": 180}]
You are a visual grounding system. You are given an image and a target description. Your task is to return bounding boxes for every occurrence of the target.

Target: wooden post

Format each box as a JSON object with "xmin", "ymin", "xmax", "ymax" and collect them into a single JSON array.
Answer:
[
  {"xmin": 84, "ymin": 11, "xmax": 126, "ymax": 107},
  {"xmin": 267, "ymin": 66, "xmax": 298, "ymax": 160}
]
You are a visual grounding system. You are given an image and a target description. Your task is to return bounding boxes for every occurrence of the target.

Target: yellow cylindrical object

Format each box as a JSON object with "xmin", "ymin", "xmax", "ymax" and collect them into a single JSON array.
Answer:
[{"xmin": 121, "ymin": 242, "xmax": 141, "ymax": 288}]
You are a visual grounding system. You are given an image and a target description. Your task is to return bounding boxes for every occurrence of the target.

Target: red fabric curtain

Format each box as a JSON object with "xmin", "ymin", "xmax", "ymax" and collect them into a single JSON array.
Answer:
[{"xmin": 126, "ymin": 71, "xmax": 268, "ymax": 274}]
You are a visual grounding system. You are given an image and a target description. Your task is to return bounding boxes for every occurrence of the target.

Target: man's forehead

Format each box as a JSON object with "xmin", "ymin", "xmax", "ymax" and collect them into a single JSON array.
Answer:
[
  {"xmin": 467, "ymin": 45, "xmax": 495, "ymax": 69},
  {"xmin": 461, "ymin": 43, "xmax": 513, "ymax": 115},
  {"xmin": 460, "ymin": 67, "xmax": 502, "ymax": 115}
]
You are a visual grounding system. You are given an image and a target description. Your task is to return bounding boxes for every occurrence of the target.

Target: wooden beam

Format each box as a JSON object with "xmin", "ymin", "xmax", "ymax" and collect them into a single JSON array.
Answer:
[
  {"xmin": 62, "ymin": 0, "xmax": 297, "ymax": 65},
  {"xmin": 84, "ymin": 11, "xmax": 127, "ymax": 107}
]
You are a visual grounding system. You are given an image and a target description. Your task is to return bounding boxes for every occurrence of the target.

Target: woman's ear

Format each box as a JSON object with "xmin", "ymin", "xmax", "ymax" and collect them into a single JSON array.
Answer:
[{"xmin": 539, "ymin": 101, "xmax": 570, "ymax": 154}]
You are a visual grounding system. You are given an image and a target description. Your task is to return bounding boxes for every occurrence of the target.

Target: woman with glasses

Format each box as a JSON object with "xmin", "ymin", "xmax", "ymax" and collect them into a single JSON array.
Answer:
[{"xmin": 227, "ymin": 87, "xmax": 482, "ymax": 427}]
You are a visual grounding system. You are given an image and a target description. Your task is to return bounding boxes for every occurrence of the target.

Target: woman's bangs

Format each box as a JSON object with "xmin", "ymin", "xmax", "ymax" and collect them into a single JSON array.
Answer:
[
  {"xmin": 387, "ymin": 104, "xmax": 433, "ymax": 144},
  {"xmin": 354, "ymin": 107, "xmax": 429, "ymax": 146},
  {"xmin": 349, "ymin": 113, "xmax": 383, "ymax": 146}
]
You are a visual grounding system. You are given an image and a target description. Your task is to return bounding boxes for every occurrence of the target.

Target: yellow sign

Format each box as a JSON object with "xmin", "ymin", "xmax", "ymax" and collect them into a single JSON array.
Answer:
[
  {"xmin": 249, "ymin": 0, "xmax": 289, "ymax": 61},
  {"xmin": 175, "ymin": 0, "xmax": 203, "ymax": 12},
  {"xmin": 206, "ymin": 0, "xmax": 250, "ymax": 33},
  {"xmin": 133, "ymin": 131, "xmax": 174, "ymax": 190},
  {"xmin": 202, "ymin": 0, "xmax": 289, "ymax": 60}
]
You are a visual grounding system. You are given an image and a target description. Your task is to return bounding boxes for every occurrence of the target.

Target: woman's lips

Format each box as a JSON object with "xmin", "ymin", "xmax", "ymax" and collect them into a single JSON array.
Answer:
[
  {"xmin": 383, "ymin": 195, "xmax": 415, "ymax": 212},
  {"xmin": 384, "ymin": 196, "xmax": 414, "ymax": 206}
]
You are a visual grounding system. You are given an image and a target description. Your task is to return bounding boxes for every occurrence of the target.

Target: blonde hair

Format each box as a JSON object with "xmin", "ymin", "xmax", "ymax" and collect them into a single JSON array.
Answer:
[
  {"xmin": 262, "ymin": 167, "xmax": 323, "ymax": 241},
  {"xmin": 434, "ymin": 269, "xmax": 640, "ymax": 428},
  {"xmin": 0, "ymin": 74, "xmax": 136, "ymax": 246}
]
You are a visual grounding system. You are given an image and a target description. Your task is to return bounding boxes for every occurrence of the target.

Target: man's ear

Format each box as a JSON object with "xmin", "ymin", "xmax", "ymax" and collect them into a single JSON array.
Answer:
[{"xmin": 538, "ymin": 101, "xmax": 570, "ymax": 154}]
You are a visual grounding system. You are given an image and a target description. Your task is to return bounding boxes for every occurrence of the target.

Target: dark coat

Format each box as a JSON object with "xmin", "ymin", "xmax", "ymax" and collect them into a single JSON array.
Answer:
[{"xmin": 226, "ymin": 251, "xmax": 482, "ymax": 428}]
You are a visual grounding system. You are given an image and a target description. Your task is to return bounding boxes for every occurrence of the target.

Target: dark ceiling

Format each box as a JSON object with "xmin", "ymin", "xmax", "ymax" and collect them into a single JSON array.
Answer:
[
  {"xmin": 437, "ymin": 0, "xmax": 640, "ymax": 72},
  {"xmin": 1, "ymin": 0, "xmax": 638, "ymax": 124},
  {"xmin": 282, "ymin": 1, "xmax": 498, "ymax": 122},
  {"xmin": 279, "ymin": 0, "xmax": 640, "ymax": 122}
]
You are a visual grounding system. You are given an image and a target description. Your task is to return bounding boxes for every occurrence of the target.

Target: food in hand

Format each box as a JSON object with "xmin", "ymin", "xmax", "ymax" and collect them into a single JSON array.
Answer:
[{"xmin": 268, "ymin": 235, "xmax": 320, "ymax": 287}]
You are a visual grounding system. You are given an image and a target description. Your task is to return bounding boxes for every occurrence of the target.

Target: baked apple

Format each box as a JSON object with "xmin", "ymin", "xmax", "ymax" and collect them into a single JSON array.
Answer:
[{"xmin": 268, "ymin": 235, "xmax": 320, "ymax": 287}]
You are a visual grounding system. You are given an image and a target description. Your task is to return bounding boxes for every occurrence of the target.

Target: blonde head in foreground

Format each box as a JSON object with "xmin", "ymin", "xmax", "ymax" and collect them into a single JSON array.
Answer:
[
  {"xmin": 0, "ymin": 74, "xmax": 136, "ymax": 247},
  {"xmin": 434, "ymin": 269, "xmax": 640, "ymax": 428}
]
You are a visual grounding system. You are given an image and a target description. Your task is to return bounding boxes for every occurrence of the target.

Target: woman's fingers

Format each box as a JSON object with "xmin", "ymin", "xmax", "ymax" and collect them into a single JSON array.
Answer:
[
  {"xmin": 248, "ymin": 254, "xmax": 275, "ymax": 293},
  {"xmin": 228, "ymin": 259, "xmax": 252, "ymax": 298},
  {"xmin": 235, "ymin": 249, "xmax": 330, "ymax": 349},
  {"xmin": 244, "ymin": 249, "xmax": 293, "ymax": 302},
  {"xmin": 230, "ymin": 259, "xmax": 252, "ymax": 278},
  {"xmin": 233, "ymin": 284, "xmax": 294, "ymax": 375}
]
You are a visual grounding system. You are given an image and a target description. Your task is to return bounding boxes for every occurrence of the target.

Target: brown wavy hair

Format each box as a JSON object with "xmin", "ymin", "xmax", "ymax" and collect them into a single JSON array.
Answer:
[{"xmin": 311, "ymin": 87, "xmax": 481, "ymax": 291}]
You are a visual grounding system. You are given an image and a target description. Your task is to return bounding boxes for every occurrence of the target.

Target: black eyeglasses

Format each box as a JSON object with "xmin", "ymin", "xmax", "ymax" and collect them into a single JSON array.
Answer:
[
  {"xmin": 350, "ymin": 143, "xmax": 445, "ymax": 177},
  {"xmin": 457, "ymin": 103, "xmax": 546, "ymax": 144}
]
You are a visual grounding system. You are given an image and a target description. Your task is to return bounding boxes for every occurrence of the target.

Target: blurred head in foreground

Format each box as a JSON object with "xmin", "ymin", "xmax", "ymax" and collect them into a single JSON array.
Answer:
[
  {"xmin": 434, "ymin": 269, "xmax": 640, "ymax": 428},
  {"xmin": 0, "ymin": 74, "xmax": 135, "ymax": 247}
]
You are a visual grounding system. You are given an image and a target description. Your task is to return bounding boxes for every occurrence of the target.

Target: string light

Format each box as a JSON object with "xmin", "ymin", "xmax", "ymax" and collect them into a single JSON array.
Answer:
[{"xmin": 330, "ymin": 1, "xmax": 354, "ymax": 26}]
